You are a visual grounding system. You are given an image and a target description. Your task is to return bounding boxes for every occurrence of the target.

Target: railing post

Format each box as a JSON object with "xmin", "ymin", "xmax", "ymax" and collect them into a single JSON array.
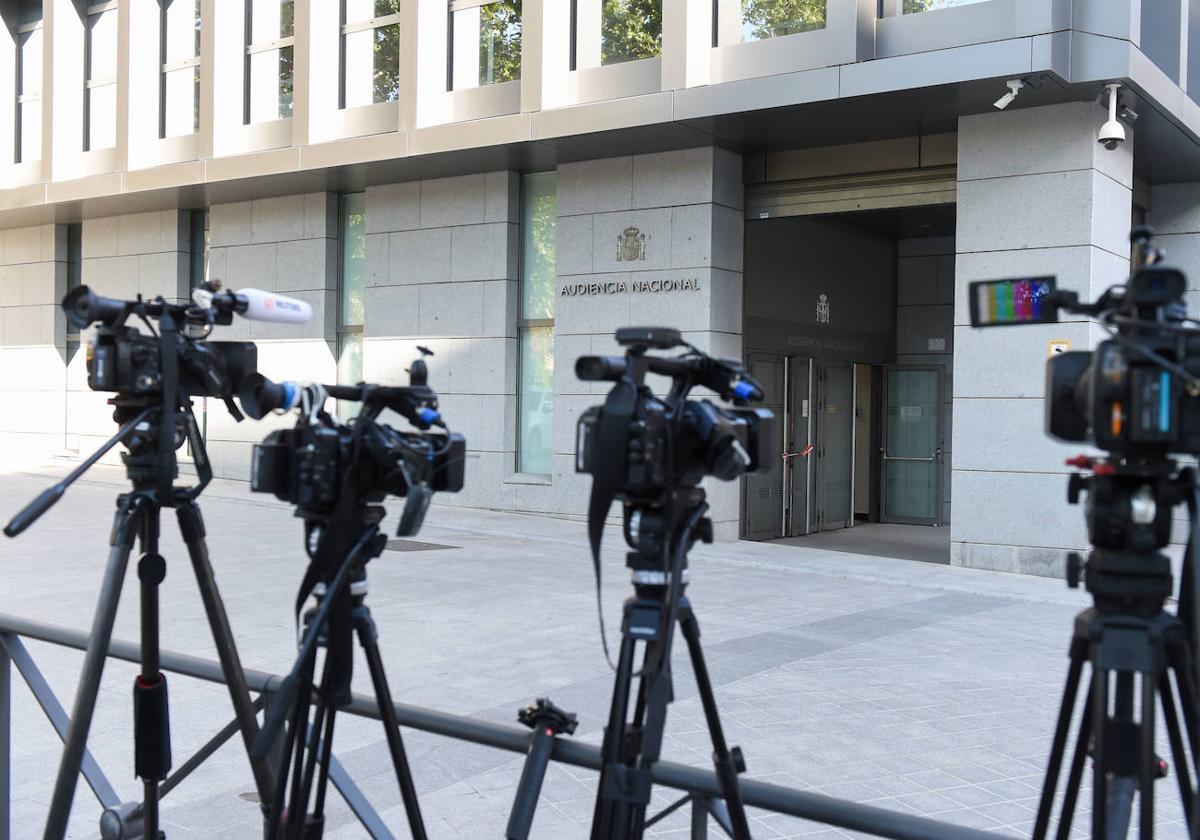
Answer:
[
  {"xmin": 691, "ymin": 794, "xmax": 707, "ymax": 839},
  {"xmin": 1, "ymin": 635, "xmax": 11, "ymax": 840}
]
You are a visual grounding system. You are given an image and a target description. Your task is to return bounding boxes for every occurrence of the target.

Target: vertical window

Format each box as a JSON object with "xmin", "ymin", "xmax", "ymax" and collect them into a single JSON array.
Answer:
[
  {"xmin": 160, "ymin": 0, "xmax": 201, "ymax": 138},
  {"xmin": 341, "ymin": 0, "xmax": 400, "ymax": 108},
  {"xmin": 65, "ymin": 223, "xmax": 82, "ymax": 341},
  {"xmin": 189, "ymin": 209, "xmax": 209, "ymax": 289},
  {"xmin": 572, "ymin": 0, "xmax": 660, "ymax": 69},
  {"xmin": 714, "ymin": 0, "xmax": 825, "ymax": 45},
  {"xmin": 448, "ymin": 0, "xmax": 521, "ymax": 90},
  {"xmin": 245, "ymin": 0, "xmax": 294, "ymax": 124},
  {"xmin": 338, "ymin": 194, "xmax": 366, "ymax": 412},
  {"xmin": 518, "ymin": 172, "xmax": 555, "ymax": 475},
  {"xmin": 14, "ymin": 1, "xmax": 42, "ymax": 164},
  {"xmin": 84, "ymin": 1, "xmax": 118, "ymax": 151}
]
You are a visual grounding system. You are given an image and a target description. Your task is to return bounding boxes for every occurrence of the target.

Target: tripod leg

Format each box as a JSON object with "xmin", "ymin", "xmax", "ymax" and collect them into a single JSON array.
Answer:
[
  {"xmin": 294, "ymin": 694, "xmax": 329, "ymax": 838},
  {"xmin": 1160, "ymin": 673, "xmax": 1193, "ymax": 827},
  {"xmin": 1035, "ymin": 642, "xmax": 1087, "ymax": 840},
  {"xmin": 356, "ymin": 611, "xmax": 428, "ymax": 840},
  {"xmin": 591, "ymin": 626, "xmax": 639, "ymax": 840},
  {"xmin": 1056, "ymin": 682, "xmax": 1096, "ymax": 840},
  {"xmin": 627, "ymin": 642, "xmax": 671, "ymax": 840},
  {"xmin": 309, "ymin": 703, "xmax": 338, "ymax": 834},
  {"xmin": 1094, "ymin": 668, "xmax": 1111, "ymax": 840},
  {"xmin": 284, "ymin": 650, "xmax": 320, "ymax": 840},
  {"xmin": 1140, "ymin": 671, "xmax": 1157, "ymax": 838},
  {"xmin": 43, "ymin": 496, "xmax": 141, "ymax": 840},
  {"xmin": 178, "ymin": 502, "xmax": 277, "ymax": 805},
  {"xmin": 266, "ymin": 645, "xmax": 318, "ymax": 840},
  {"xmin": 677, "ymin": 602, "xmax": 751, "ymax": 840},
  {"xmin": 134, "ymin": 505, "xmax": 170, "ymax": 840}
]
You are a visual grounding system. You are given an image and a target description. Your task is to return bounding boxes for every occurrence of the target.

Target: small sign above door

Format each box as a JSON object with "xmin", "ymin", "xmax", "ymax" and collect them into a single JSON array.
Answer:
[{"xmin": 1048, "ymin": 339, "xmax": 1072, "ymax": 357}]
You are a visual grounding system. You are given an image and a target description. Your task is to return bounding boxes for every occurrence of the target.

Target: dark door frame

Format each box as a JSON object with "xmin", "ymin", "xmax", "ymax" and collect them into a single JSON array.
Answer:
[{"xmin": 878, "ymin": 364, "xmax": 945, "ymax": 526}]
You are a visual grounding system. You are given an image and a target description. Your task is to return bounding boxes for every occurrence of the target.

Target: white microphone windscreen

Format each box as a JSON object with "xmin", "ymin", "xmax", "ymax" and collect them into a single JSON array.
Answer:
[{"xmin": 237, "ymin": 288, "xmax": 313, "ymax": 324}]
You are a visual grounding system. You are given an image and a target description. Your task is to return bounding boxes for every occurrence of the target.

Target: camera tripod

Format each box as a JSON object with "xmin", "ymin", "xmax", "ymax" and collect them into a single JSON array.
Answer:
[
  {"xmin": 1034, "ymin": 459, "xmax": 1200, "ymax": 840},
  {"xmin": 590, "ymin": 489, "xmax": 752, "ymax": 840},
  {"xmin": 257, "ymin": 505, "xmax": 426, "ymax": 840},
  {"xmin": 6, "ymin": 397, "xmax": 277, "ymax": 840}
]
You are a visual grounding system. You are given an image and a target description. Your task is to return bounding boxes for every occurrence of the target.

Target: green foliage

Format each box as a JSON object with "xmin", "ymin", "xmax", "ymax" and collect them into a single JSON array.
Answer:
[
  {"xmin": 524, "ymin": 190, "xmax": 556, "ymax": 320},
  {"xmin": 601, "ymin": 0, "xmax": 661, "ymax": 65},
  {"xmin": 374, "ymin": 24, "xmax": 401, "ymax": 102},
  {"xmin": 741, "ymin": 0, "xmax": 826, "ymax": 40},
  {"xmin": 479, "ymin": 1, "xmax": 522, "ymax": 85}
]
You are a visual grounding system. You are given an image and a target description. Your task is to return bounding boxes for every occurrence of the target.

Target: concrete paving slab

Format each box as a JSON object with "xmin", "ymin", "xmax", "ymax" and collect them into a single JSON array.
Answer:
[{"xmin": 0, "ymin": 465, "xmax": 1188, "ymax": 838}]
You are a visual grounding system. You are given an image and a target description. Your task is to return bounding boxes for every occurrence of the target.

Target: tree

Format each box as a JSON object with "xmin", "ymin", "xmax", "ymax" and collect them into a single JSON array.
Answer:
[
  {"xmin": 601, "ymin": 0, "xmax": 661, "ymax": 65},
  {"xmin": 741, "ymin": 0, "xmax": 826, "ymax": 40}
]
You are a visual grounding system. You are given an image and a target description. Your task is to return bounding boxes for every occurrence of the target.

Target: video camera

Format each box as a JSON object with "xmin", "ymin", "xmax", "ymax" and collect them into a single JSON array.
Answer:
[
  {"xmin": 970, "ymin": 228, "xmax": 1200, "ymax": 457},
  {"xmin": 244, "ymin": 348, "xmax": 465, "ymax": 538},
  {"xmin": 576, "ymin": 327, "xmax": 774, "ymax": 497}
]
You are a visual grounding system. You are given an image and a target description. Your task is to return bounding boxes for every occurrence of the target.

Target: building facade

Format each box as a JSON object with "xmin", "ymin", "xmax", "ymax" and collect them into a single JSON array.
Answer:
[{"xmin": 1, "ymin": 0, "xmax": 1199, "ymax": 575}]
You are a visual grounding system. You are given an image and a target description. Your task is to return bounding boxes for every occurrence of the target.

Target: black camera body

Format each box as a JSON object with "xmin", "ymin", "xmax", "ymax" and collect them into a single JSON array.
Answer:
[
  {"xmin": 576, "ymin": 326, "xmax": 774, "ymax": 507},
  {"xmin": 87, "ymin": 325, "xmax": 258, "ymax": 401},
  {"xmin": 1045, "ymin": 266, "xmax": 1200, "ymax": 455},
  {"xmin": 576, "ymin": 399, "xmax": 772, "ymax": 495},
  {"xmin": 252, "ymin": 421, "xmax": 466, "ymax": 514}
]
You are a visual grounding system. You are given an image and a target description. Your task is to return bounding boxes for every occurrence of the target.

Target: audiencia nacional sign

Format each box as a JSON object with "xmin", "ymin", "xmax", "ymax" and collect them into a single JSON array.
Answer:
[{"xmin": 560, "ymin": 277, "xmax": 702, "ymax": 297}]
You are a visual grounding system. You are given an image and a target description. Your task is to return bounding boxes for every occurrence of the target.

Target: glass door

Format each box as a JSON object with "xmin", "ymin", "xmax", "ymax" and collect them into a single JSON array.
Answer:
[
  {"xmin": 743, "ymin": 352, "xmax": 786, "ymax": 539},
  {"xmin": 880, "ymin": 367, "xmax": 942, "ymax": 524},
  {"xmin": 814, "ymin": 361, "xmax": 854, "ymax": 531}
]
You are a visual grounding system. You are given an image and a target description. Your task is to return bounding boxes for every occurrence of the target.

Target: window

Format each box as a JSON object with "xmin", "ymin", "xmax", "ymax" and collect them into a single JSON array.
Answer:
[
  {"xmin": 518, "ymin": 172, "xmax": 555, "ymax": 475},
  {"xmin": 160, "ymin": 0, "xmax": 201, "ymax": 138},
  {"xmin": 449, "ymin": 0, "xmax": 521, "ymax": 90},
  {"xmin": 338, "ymin": 194, "xmax": 366, "ymax": 415},
  {"xmin": 14, "ymin": 1, "xmax": 42, "ymax": 163},
  {"xmin": 341, "ymin": 0, "xmax": 400, "ymax": 108},
  {"xmin": 189, "ymin": 209, "xmax": 209, "ymax": 289},
  {"xmin": 573, "ymin": 0, "xmax": 661, "ymax": 68},
  {"xmin": 715, "ymin": 0, "xmax": 825, "ymax": 45},
  {"xmin": 897, "ymin": 0, "xmax": 990, "ymax": 12},
  {"xmin": 65, "ymin": 224, "xmax": 82, "ymax": 341},
  {"xmin": 84, "ymin": 1, "xmax": 118, "ymax": 151},
  {"xmin": 245, "ymin": 0, "xmax": 294, "ymax": 123}
]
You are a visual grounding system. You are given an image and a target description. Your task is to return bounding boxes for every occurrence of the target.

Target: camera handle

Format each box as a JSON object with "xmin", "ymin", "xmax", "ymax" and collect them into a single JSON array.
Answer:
[{"xmin": 3, "ymin": 406, "xmax": 155, "ymax": 537}]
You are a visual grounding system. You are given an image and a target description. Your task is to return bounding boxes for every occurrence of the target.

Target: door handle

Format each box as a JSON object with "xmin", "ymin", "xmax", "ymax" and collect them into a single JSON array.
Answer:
[
  {"xmin": 882, "ymin": 453, "xmax": 937, "ymax": 462},
  {"xmin": 783, "ymin": 445, "xmax": 814, "ymax": 461}
]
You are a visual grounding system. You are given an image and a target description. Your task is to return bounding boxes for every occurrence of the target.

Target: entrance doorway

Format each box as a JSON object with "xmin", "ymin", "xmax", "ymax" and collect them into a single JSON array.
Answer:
[{"xmin": 740, "ymin": 204, "xmax": 954, "ymax": 555}]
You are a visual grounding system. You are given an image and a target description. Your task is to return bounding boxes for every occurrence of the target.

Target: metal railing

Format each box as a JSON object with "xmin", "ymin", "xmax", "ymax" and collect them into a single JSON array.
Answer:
[{"xmin": 0, "ymin": 612, "xmax": 1007, "ymax": 840}]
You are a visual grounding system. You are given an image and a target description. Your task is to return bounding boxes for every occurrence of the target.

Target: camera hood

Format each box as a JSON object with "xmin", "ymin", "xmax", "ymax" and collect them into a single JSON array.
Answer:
[{"xmin": 62, "ymin": 285, "xmax": 128, "ymax": 330}]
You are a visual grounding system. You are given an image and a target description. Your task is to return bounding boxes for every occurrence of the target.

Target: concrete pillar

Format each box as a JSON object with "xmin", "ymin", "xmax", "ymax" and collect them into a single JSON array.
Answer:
[
  {"xmin": 952, "ymin": 101, "xmax": 1134, "ymax": 575},
  {"xmin": 555, "ymin": 146, "xmax": 745, "ymax": 535},
  {"xmin": 0, "ymin": 224, "xmax": 67, "ymax": 465},
  {"xmin": 362, "ymin": 172, "xmax": 520, "ymax": 512}
]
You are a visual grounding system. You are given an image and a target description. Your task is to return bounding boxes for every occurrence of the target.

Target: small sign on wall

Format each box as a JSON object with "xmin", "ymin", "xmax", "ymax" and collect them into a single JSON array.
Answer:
[
  {"xmin": 1048, "ymin": 339, "xmax": 1072, "ymax": 357},
  {"xmin": 928, "ymin": 337, "xmax": 946, "ymax": 352}
]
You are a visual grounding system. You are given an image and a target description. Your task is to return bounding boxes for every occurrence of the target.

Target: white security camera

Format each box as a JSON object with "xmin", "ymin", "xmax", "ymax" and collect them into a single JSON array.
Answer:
[
  {"xmin": 1099, "ymin": 83, "xmax": 1126, "ymax": 151},
  {"xmin": 994, "ymin": 79, "xmax": 1025, "ymax": 110}
]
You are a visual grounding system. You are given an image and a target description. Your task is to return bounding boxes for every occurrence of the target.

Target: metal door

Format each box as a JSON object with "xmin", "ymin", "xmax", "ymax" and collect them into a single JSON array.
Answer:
[
  {"xmin": 880, "ymin": 367, "xmax": 942, "ymax": 525},
  {"xmin": 784, "ymin": 358, "xmax": 813, "ymax": 537},
  {"xmin": 813, "ymin": 362, "xmax": 855, "ymax": 532},
  {"xmin": 743, "ymin": 352, "xmax": 786, "ymax": 540}
]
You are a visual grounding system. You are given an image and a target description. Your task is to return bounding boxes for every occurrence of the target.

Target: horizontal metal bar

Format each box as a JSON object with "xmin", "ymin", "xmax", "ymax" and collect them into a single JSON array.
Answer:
[
  {"xmin": 0, "ymin": 614, "xmax": 1002, "ymax": 840},
  {"xmin": 881, "ymin": 455, "xmax": 936, "ymax": 462},
  {"xmin": 246, "ymin": 36, "xmax": 296, "ymax": 55},
  {"xmin": 342, "ymin": 13, "xmax": 402, "ymax": 34}
]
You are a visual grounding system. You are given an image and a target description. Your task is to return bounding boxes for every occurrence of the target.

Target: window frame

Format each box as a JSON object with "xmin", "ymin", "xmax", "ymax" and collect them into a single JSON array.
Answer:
[
  {"xmin": 569, "ymin": 0, "xmax": 663, "ymax": 71},
  {"xmin": 14, "ymin": 11, "xmax": 42, "ymax": 164},
  {"xmin": 339, "ymin": 1, "xmax": 402, "ymax": 109},
  {"xmin": 159, "ymin": 0, "xmax": 201, "ymax": 139},
  {"xmin": 710, "ymin": 0, "xmax": 829, "ymax": 47},
  {"xmin": 244, "ymin": 0, "xmax": 296, "ymax": 125},
  {"xmin": 446, "ymin": 0, "xmax": 522, "ymax": 92},
  {"xmin": 879, "ymin": 0, "xmax": 993, "ymax": 15},
  {"xmin": 83, "ymin": 0, "xmax": 119, "ymax": 152}
]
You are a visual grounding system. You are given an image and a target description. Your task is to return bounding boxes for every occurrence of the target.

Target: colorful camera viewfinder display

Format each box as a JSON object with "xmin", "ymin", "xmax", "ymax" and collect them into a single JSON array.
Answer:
[{"xmin": 970, "ymin": 276, "xmax": 1057, "ymax": 327}]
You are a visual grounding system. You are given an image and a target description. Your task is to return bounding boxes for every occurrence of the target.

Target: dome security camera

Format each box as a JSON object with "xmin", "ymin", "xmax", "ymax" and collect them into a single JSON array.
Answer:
[{"xmin": 1099, "ymin": 83, "xmax": 1126, "ymax": 151}]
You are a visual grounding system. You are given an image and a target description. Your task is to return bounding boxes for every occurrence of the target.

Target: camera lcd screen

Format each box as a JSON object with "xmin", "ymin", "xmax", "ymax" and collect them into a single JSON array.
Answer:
[{"xmin": 969, "ymin": 277, "xmax": 1057, "ymax": 327}]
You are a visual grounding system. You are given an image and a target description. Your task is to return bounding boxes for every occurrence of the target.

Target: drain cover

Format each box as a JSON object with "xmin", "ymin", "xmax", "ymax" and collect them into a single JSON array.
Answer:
[{"xmin": 384, "ymin": 539, "xmax": 457, "ymax": 552}]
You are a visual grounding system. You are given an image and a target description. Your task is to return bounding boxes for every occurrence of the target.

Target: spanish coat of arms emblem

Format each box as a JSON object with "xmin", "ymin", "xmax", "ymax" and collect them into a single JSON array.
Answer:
[{"xmin": 617, "ymin": 226, "xmax": 648, "ymax": 262}]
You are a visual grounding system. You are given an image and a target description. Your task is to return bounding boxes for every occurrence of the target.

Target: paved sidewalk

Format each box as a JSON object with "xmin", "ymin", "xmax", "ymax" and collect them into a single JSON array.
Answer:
[{"xmin": 0, "ymin": 466, "xmax": 1186, "ymax": 838}]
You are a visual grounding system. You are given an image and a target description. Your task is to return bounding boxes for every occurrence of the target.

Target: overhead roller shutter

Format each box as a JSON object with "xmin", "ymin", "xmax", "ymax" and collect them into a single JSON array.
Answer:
[{"xmin": 745, "ymin": 165, "xmax": 956, "ymax": 220}]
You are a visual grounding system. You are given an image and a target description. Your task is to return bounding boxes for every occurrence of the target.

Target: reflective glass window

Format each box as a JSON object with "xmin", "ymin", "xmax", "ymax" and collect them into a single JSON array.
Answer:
[
  {"xmin": 600, "ymin": 0, "xmax": 661, "ymax": 66},
  {"xmin": 246, "ymin": 0, "xmax": 295, "ymax": 123},
  {"xmin": 518, "ymin": 172, "xmax": 556, "ymax": 475},
  {"xmin": 15, "ymin": 7, "xmax": 42, "ymax": 163},
  {"xmin": 719, "ymin": 0, "xmax": 825, "ymax": 44},
  {"xmin": 85, "ymin": 3, "xmax": 118, "ymax": 150},
  {"xmin": 342, "ymin": 0, "xmax": 401, "ymax": 107},
  {"xmin": 161, "ymin": 0, "xmax": 201, "ymax": 137},
  {"xmin": 450, "ymin": 0, "xmax": 521, "ymax": 90},
  {"xmin": 902, "ymin": 0, "xmax": 990, "ymax": 12}
]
